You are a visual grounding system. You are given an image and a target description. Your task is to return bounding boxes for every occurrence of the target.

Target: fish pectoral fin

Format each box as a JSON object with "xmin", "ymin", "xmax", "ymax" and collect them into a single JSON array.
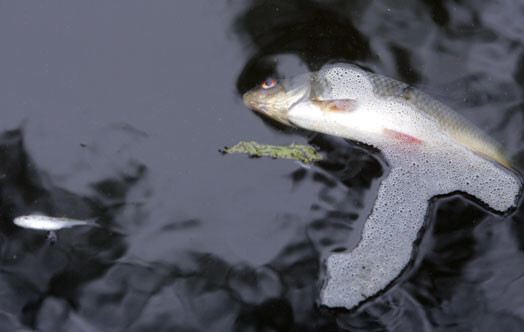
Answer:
[
  {"xmin": 47, "ymin": 231, "xmax": 57, "ymax": 245},
  {"xmin": 383, "ymin": 129, "xmax": 424, "ymax": 145},
  {"xmin": 312, "ymin": 99, "xmax": 358, "ymax": 113}
]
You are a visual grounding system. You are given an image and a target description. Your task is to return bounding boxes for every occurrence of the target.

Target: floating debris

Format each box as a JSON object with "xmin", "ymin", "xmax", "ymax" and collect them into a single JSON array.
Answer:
[{"xmin": 221, "ymin": 141, "xmax": 322, "ymax": 164}]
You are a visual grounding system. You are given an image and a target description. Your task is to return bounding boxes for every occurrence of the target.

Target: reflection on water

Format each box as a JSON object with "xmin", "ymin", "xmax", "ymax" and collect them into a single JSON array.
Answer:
[
  {"xmin": 234, "ymin": 0, "xmax": 371, "ymax": 93},
  {"xmin": 0, "ymin": 0, "xmax": 524, "ymax": 330}
]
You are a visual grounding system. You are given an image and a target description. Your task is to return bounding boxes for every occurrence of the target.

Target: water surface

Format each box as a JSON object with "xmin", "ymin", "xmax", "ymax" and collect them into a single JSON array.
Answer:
[{"xmin": 1, "ymin": 1, "xmax": 524, "ymax": 331}]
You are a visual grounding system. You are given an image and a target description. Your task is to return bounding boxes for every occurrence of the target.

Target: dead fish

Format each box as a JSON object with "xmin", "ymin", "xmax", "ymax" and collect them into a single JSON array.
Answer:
[
  {"xmin": 13, "ymin": 215, "xmax": 100, "ymax": 231},
  {"xmin": 243, "ymin": 63, "xmax": 522, "ymax": 310},
  {"xmin": 243, "ymin": 64, "xmax": 511, "ymax": 168}
]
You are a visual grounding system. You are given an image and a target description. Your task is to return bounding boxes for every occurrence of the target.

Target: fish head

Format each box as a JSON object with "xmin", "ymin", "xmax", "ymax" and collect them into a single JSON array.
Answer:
[
  {"xmin": 13, "ymin": 216, "xmax": 32, "ymax": 227},
  {"xmin": 243, "ymin": 73, "xmax": 312, "ymax": 126},
  {"xmin": 244, "ymin": 65, "xmax": 388, "ymax": 142}
]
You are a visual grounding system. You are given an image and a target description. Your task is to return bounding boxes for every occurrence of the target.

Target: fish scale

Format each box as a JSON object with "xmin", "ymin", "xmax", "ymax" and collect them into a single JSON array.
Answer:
[{"xmin": 366, "ymin": 72, "xmax": 509, "ymax": 167}]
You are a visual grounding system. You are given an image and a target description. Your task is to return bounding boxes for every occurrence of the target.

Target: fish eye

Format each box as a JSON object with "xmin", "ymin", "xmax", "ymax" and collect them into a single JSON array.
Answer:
[{"xmin": 261, "ymin": 79, "xmax": 277, "ymax": 89}]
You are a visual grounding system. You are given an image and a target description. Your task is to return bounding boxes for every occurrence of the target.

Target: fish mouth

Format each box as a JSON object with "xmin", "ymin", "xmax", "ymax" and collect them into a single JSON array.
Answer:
[
  {"xmin": 243, "ymin": 94, "xmax": 292, "ymax": 126},
  {"xmin": 242, "ymin": 89, "xmax": 265, "ymax": 108},
  {"xmin": 243, "ymin": 96, "xmax": 269, "ymax": 115},
  {"xmin": 243, "ymin": 95, "xmax": 261, "ymax": 111}
]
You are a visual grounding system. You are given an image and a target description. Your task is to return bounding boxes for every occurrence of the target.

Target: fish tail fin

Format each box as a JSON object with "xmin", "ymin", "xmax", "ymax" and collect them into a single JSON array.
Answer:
[
  {"xmin": 87, "ymin": 218, "xmax": 127, "ymax": 236},
  {"xmin": 84, "ymin": 217, "xmax": 129, "ymax": 236},
  {"xmin": 86, "ymin": 218, "xmax": 102, "ymax": 228}
]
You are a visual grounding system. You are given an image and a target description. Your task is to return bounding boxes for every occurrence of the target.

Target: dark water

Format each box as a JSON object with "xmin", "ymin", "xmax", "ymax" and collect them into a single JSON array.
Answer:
[{"xmin": 1, "ymin": 1, "xmax": 524, "ymax": 331}]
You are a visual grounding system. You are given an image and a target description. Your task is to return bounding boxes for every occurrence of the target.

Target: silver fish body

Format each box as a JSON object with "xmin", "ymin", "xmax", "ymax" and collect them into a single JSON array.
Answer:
[
  {"xmin": 14, "ymin": 215, "xmax": 99, "ymax": 231},
  {"xmin": 244, "ymin": 63, "xmax": 510, "ymax": 168},
  {"xmin": 365, "ymin": 71, "xmax": 508, "ymax": 167}
]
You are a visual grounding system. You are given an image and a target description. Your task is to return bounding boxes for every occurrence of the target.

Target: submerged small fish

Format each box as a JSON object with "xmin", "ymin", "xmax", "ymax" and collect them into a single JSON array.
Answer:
[
  {"xmin": 14, "ymin": 215, "xmax": 99, "ymax": 231},
  {"xmin": 244, "ymin": 64, "xmax": 510, "ymax": 168}
]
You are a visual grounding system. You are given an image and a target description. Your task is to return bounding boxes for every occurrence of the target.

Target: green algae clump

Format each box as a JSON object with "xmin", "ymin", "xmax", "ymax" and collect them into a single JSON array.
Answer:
[{"xmin": 221, "ymin": 141, "xmax": 322, "ymax": 164}]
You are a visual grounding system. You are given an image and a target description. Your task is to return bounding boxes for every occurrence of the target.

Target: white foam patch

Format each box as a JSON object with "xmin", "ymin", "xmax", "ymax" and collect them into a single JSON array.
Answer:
[
  {"xmin": 287, "ymin": 64, "xmax": 523, "ymax": 310},
  {"xmin": 321, "ymin": 143, "xmax": 521, "ymax": 310}
]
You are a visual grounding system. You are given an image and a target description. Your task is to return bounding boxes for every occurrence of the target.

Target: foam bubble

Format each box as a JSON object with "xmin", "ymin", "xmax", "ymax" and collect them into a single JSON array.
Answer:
[{"xmin": 311, "ymin": 64, "xmax": 523, "ymax": 310}]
